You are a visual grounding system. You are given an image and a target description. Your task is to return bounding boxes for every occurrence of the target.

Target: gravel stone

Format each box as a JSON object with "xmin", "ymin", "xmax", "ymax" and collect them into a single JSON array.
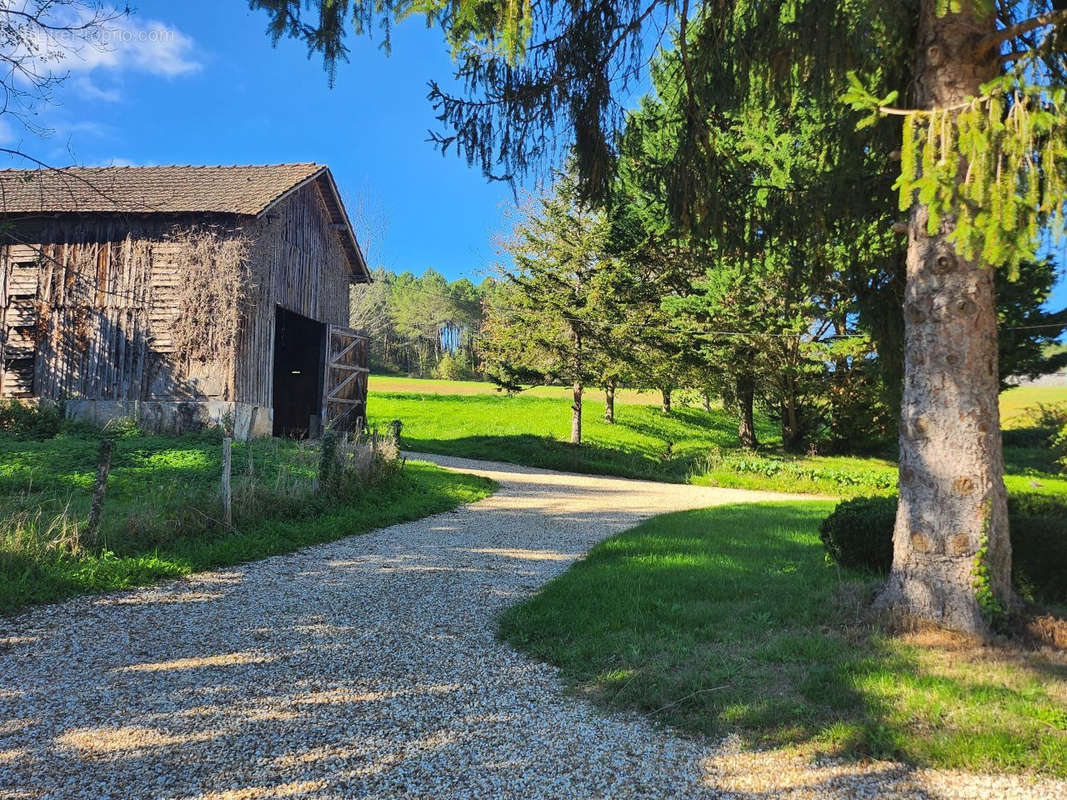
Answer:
[{"xmin": 1, "ymin": 454, "xmax": 1063, "ymax": 799}]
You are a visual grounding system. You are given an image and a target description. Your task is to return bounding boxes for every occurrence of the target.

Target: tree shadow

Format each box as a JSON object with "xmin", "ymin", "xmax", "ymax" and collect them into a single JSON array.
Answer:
[
  {"xmin": 401, "ymin": 432, "xmax": 706, "ymax": 482},
  {"xmin": 503, "ymin": 503, "xmax": 1067, "ymax": 777}
]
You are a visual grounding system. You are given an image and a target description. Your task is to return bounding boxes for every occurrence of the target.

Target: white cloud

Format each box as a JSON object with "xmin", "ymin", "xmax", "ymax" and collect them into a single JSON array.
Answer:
[
  {"xmin": 76, "ymin": 17, "xmax": 201, "ymax": 77},
  {"xmin": 73, "ymin": 77, "xmax": 122, "ymax": 103},
  {"xmin": 22, "ymin": 8, "xmax": 202, "ymax": 80},
  {"xmin": 98, "ymin": 157, "xmax": 149, "ymax": 167}
]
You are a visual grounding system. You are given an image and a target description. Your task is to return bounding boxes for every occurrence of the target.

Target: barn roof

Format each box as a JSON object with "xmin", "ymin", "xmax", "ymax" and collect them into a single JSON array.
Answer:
[{"xmin": 0, "ymin": 163, "xmax": 369, "ymax": 280}]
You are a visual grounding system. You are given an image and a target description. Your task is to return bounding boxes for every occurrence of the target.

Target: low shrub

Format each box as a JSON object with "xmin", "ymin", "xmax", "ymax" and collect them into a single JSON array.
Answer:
[
  {"xmin": 0, "ymin": 399, "xmax": 62, "ymax": 441},
  {"xmin": 1051, "ymin": 423, "xmax": 1067, "ymax": 473},
  {"xmin": 434, "ymin": 353, "xmax": 476, "ymax": 381},
  {"xmin": 818, "ymin": 496, "xmax": 896, "ymax": 573},
  {"xmin": 718, "ymin": 452, "xmax": 897, "ymax": 491},
  {"xmin": 317, "ymin": 428, "xmax": 402, "ymax": 498},
  {"xmin": 819, "ymin": 493, "xmax": 1067, "ymax": 604},
  {"xmin": 0, "ymin": 400, "xmax": 149, "ymax": 443},
  {"xmin": 1002, "ymin": 403, "xmax": 1067, "ymax": 469}
]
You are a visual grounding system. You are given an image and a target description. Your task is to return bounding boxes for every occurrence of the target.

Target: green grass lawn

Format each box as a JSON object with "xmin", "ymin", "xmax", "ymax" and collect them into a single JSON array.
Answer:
[
  {"xmin": 369, "ymin": 375, "xmax": 662, "ymax": 404},
  {"xmin": 368, "ymin": 381, "xmax": 1067, "ymax": 497},
  {"xmin": 0, "ymin": 433, "xmax": 496, "ymax": 613},
  {"xmin": 500, "ymin": 502, "xmax": 1067, "ymax": 776},
  {"xmin": 369, "ymin": 391, "xmax": 779, "ymax": 482}
]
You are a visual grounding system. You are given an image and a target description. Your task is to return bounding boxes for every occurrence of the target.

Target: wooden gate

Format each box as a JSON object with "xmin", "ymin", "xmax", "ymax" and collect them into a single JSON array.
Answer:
[{"xmin": 321, "ymin": 324, "xmax": 369, "ymax": 432}]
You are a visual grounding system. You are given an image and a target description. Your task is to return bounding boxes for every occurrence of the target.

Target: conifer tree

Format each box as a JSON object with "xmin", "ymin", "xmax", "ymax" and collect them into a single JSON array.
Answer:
[{"xmin": 482, "ymin": 177, "xmax": 620, "ymax": 444}]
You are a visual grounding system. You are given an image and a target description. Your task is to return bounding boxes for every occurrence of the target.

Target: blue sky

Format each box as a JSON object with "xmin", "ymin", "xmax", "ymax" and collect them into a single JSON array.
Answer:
[
  {"xmin": 2, "ymin": 1, "xmax": 520, "ymax": 282},
  {"xmin": 3, "ymin": 2, "xmax": 1065, "ymax": 310}
]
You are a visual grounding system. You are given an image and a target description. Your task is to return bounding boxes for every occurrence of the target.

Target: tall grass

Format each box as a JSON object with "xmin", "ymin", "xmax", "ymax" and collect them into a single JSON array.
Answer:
[{"xmin": 0, "ymin": 430, "xmax": 495, "ymax": 613}]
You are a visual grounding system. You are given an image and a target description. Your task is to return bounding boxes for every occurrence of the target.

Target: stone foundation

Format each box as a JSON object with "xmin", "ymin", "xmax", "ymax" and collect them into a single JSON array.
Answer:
[{"xmin": 64, "ymin": 400, "xmax": 273, "ymax": 440}]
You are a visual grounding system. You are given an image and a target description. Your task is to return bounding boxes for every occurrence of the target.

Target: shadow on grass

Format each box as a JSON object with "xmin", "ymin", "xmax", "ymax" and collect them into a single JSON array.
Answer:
[
  {"xmin": 613, "ymin": 405, "xmax": 777, "ymax": 447},
  {"xmin": 499, "ymin": 502, "xmax": 1067, "ymax": 776},
  {"xmin": 0, "ymin": 435, "xmax": 231, "ymax": 500},
  {"xmin": 1003, "ymin": 444, "xmax": 1061, "ymax": 476},
  {"xmin": 401, "ymin": 433, "xmax": 709, "ymax": 483}
]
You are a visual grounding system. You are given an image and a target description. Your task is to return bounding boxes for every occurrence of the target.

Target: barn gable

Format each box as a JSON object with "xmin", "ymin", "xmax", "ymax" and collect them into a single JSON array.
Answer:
[{"xmin": 0, "ymin": 163, "xmax": 369, "ymax": 279}]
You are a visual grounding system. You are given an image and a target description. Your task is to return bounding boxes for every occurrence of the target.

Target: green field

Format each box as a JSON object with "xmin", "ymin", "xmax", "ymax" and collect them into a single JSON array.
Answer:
[
  {"xmin": 369, "ymin": 375, "xmax": 661, "ymax": 404},
  {"xmin": 0, "ymin": 432, "xmax": 496, "ymax": 613},
  {"xmin": 1000, "ymin": 383, "xmax": 1067, "ymax": 426},
  {"xmin": 370, "ymin": 389, "xmax": 779, "ymax": 482},
  {"xmin": 368, "ymin": 380, "xmax": 1067, "ymax": 497},
  {"xmin": 501, "ymin": 502, "xmax": 1067, "ymax": 776}
]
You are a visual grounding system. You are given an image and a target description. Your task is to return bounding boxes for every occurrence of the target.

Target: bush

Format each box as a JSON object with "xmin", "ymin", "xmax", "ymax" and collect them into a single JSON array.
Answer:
[
  {"xmin": 820, "ymin": 493, "xmax": 1067, "ymax": 604},
  {"xmin": 818, "ymin": 496, "xmax": 896, "ymax": 573},
  {"xmin": 1003, "ymin": 403, "xmax": 1067, "ymax": 457},
  {"xmin": 1051, "ymin": 423, "xmax": 1067, "ymax": 473},
  {"xmin": 0, "ymin": 399, "xmax": 62, "ymax": 441},
  {"xmin": 434, "ymin": 352, "xmax": 475, "ymax": 381}
]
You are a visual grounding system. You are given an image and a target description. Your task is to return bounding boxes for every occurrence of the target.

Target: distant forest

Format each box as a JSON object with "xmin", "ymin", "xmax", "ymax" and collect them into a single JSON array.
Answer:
[{"xmin": 350, "ymin": 267, "xmax": 491, "ymax": 379}]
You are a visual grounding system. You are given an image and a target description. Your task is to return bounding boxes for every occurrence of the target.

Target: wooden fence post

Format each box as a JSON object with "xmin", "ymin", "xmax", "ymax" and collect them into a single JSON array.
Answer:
[
  {"xmin": 222, "ymin": 437, "xmax": 233, "ymax": 531},
  {"xmin": 84, "ymin": 440, "xmax": 113, "ymax": 549}
]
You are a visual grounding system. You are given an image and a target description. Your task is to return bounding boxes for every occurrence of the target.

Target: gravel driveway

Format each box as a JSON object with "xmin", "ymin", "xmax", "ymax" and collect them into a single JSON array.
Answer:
[{"xmin": 2, "ymin": 454, "xmax": 1064, "ymax": 800}]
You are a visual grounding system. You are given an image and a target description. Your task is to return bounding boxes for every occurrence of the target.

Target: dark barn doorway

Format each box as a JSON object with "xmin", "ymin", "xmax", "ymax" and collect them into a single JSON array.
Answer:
[{"xmin": 272, "ymin": 306, "xmax": 325, "ymax": 437}]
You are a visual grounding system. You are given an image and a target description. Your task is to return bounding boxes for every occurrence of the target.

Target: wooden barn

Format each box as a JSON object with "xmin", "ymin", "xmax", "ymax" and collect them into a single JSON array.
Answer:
[{"xmin": 0, "ymin": 163, "xmax": 371, "ymax": 438}]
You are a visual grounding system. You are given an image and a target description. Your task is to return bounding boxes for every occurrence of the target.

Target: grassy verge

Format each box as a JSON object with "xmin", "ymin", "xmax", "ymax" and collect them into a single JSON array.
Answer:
[
  {"xmin": 697, "ymin": 453, "xmax": 899, "ymax": 497},
  {"xmin": 368, "ymin": 385, "xmax": 1067, "ymax": 498},
  {"xmin": 500, "ymin": 502, "xmax": 1067, "ymax": 776},
  {"xmin": 1, "ymin": 433, "xmax": 496, "ymax": 613}
]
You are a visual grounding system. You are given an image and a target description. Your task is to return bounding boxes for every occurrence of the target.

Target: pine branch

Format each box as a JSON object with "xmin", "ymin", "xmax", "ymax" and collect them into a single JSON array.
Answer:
[{"xmin": 976, "ymin": 8, "xmax": 1067, "ymax": 57}]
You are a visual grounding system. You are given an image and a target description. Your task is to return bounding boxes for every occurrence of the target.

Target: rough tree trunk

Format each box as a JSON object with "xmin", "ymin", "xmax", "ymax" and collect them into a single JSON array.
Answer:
[
  {"xmin": 661, "ymin": 387, "xmax": 672, "ymax": 415},
  {"xmin": 703, "ymin": 392, "xmax": 712, "ymax": 413},
  {"xmin": 604, "ymin": 382, "xmax": 616, "ymax": 424},
  {"xmin": 782, "ymin": 392, "xmax": 801, "ymax": 452},
  {"xmin": 877, "ymin": 2, "xmax": 1014, "ymax": 634},
  {"xmin": 571, "ymin": 381, "xmax": 583, "ymax": 445},
  {"xmin": 737, "ymin": 373, "xmax": 758, "ymax": 449}
]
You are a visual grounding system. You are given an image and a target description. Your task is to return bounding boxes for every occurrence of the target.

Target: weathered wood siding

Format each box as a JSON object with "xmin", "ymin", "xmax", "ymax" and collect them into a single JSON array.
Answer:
[
  {"xmin": 0, "ymin": 217, "xmax": 209, "ymax": 402},
  {"xmin": 0, "ymin": 182, "xmax": 355, "ymax": 409},
  {"xmin": 235, "ymin": 182, "xmax": 352, "ymax": 406}
]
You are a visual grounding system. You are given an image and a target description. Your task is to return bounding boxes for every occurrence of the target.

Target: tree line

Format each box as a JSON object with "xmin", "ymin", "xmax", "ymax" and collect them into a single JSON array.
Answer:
[
  {"xmin": 481, "ymin": 172, "xmax": 1065, "ymax": 450},
  {"xmin": 353, "ymin": 184, "xmax": 1064, "ymax": 457},
  {"xmin": 350, "ymin": 267, "xmax": 489, "ymax": 379}
]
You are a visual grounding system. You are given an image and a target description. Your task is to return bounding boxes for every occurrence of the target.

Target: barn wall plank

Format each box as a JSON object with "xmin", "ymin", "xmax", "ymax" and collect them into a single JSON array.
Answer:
[{"xmin": 236, "ymin": 183, "xmax": 354, "ymax": 407}]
